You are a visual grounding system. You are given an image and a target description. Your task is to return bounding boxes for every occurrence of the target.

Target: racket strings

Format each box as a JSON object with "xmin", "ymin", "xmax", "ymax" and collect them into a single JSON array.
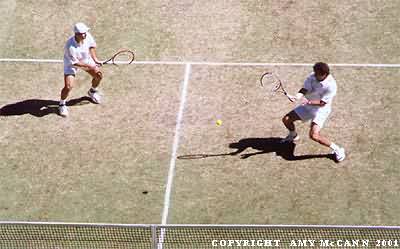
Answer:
[
  {"xmin": 271, "ymin": 81, "xmax": 283, "ymax": 93},
  {"xmin": 262, "ymin": 74, "xmax": 282, "ymax": 94},
  {"xmin": 112, "ymin": 51, "xmax": 134, "ymax": 64},
  {"xmin": 260, "ymin": 72, "xmax": 293, "ymax": 102}
]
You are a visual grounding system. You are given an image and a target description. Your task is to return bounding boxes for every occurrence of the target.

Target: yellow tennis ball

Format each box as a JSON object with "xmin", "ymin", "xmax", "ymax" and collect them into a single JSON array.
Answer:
[{"xmin": 216, "ymin": 119, "xmax": 222, "ymax": 126}]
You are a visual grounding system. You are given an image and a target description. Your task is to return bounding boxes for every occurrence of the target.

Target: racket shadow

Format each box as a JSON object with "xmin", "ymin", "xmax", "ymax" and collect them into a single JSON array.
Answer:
[
  {"xmin": 178, "ymin": 137, "xmax": 335, "ymax": 162},
  {"xmin": 0, "ymin": 96, "xmax": 92, "ymax": 118},
  {"xmin": 177, "ymin": 153, "xmax": 236, "ymax": 160}
]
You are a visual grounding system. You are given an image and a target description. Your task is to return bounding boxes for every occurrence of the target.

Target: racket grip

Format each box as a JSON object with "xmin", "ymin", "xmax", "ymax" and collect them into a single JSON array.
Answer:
[{"xmin": 285, "ymin": 93, "xmax": 295, "ymax": 102}]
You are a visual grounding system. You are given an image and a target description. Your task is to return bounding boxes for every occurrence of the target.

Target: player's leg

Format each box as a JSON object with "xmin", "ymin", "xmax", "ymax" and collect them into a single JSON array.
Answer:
[
  {"xmin": 88, "ymin": 66, "xmax": 103, "ymax": 88},
  {"xmin": 311, "ymin": 112, "xmax": 346, "ymax": 162},
  {"xmin": 59, "ymin": 74, "xmax": 75, "ymax": 117},
  {"xmin": 281, "ymin": 110, "xmax": 302, "ymax": 142},
  {"xmin": 309, "ymin": 122, "xmax": 332, "ymax": 147},
  {"xmin": 85, "ymin": 66, "xmax": 103, "ymax": 104}
]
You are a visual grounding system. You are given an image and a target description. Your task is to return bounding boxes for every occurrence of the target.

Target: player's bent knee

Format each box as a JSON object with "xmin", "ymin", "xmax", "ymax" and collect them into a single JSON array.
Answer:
[
  {"xmin": 95, "ymin": 71, "xmax": 103, "ymax": 81},
  {"xmin": 282, "ymin": 115, "xmax": 290, "ymax": 124},
  {"xmin": 309, "ymin": 131, "xmax": 320, "ymax": 141},
  {"xmin": 64, "ymin": 85, "xmax": 73, "ymax": 91}
]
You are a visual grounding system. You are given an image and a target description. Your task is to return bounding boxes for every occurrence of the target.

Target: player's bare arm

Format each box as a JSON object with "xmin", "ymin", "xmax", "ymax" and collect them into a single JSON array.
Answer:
[
  {"xmin": 89, "ymin": 47, "xmax": 102, "ymax": 66},
  {"xmin": 288, "ymin": 87, "xmax": 308, "ymax": 102},
  {"xmin": 73, "ymin": 61, "xmax": 98, "ymax": 71}
]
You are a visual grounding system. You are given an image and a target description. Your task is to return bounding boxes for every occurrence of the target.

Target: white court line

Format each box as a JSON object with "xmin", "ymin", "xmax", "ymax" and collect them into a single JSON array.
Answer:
[
  {"xmin": 158, "ymin": 63, "xmax": 191, "ymax": 249},
  {"xmin": 1, "ymin": 58, "xmax": 400, "ymax": 67},
  {"xmin": 162, "ymin": 63, "xmax": 191, "ymax": 224},
  {"xmin": 0, "ymin": 58, "xmax": 63, "ymax": 63}
]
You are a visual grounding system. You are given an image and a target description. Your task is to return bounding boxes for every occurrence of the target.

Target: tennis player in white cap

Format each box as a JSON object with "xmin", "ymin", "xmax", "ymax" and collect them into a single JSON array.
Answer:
[{"xmin": 59, "ymin": 22, "xmax": 103, "ymax": 117}]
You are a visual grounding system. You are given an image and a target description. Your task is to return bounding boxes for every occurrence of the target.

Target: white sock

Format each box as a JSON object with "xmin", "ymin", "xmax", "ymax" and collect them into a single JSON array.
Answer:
[
  {"xmin": 330, "ymin": 143, "xmax": 340, "ymax": 152},
  {"xmin": 59, "ymin": 99, "xmax": 66, "ymax": 106},
  {"xmin": 90, "ymin": 87, "xmax": 97, "ymax": 93}
]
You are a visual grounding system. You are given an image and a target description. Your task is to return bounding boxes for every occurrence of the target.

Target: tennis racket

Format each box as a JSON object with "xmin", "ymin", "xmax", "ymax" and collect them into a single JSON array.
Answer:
[
  {"xmin": 102, "ymin": 49, "xmax": 135, "ymax": 65},
  {"xmin": 260, "ymin": 72, "xmax": 294, "ymax": 102}
]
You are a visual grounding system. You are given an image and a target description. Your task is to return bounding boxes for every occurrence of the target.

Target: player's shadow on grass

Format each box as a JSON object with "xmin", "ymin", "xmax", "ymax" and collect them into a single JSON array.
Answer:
[
  {"xmin": 229, "ymin": 137, "xmax": 335, "ymax": 161},
  {"xmin": 0, "ymin": 97, "xmax": 93, "ymax": 117},
  {"xmin": 178, "ymin": 137, "xmax": 335, "ymax": 162}
]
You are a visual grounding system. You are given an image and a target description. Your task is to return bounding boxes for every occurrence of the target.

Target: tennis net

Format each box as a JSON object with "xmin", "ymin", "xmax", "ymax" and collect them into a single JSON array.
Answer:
[{"xmin": 1, "ymin": 222, "xmax": 399, "ymax": 249}]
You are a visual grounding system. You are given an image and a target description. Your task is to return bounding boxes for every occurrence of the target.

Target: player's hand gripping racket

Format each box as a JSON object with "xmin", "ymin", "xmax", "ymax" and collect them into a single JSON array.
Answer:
[
  {"xmin": 102, "ymin": 49, "xmax": 135, "ymax": 66},
  {"xmin": 260, "ymin": 72, "xmax": 294, "ymax": 102}
]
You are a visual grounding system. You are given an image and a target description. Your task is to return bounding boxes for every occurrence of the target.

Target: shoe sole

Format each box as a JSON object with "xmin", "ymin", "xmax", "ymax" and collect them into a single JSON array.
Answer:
[
  {"xmin": 280, "ymin": 135, "xmax": 300, "ymax": 143},
  {"xmin": 90, "ymin": 99, "xmax": 100, "ymax": 104},
  {"xmin": 88, "ymin": 91, "xmax": 101, "ymax": 104},
  {"xmin": 335, "ymin": 149, "xmax": 346, "ymax": 162},
  {"xmin": 336, "ymin": 155, "xmax": 346, "ymax": 162},
  {"xmin": 59, "ymin": 106, "xmax": 68, "ymax": 117}
]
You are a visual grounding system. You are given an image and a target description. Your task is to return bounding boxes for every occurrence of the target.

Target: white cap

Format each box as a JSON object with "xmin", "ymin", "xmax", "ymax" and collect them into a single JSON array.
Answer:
[{"xmin": 73, "ymin": 22, "xmax": 90, "ymax": 33}]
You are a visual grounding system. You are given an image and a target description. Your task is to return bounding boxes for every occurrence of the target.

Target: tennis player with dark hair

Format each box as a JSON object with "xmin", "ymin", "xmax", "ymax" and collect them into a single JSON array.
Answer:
[
  {"xmin": 59, "ymin": 22, "xmax": 103, "ymax": 117},
  {"xmin": 281, "ymin": 62, "xmax": 346, "ymax": 162}
]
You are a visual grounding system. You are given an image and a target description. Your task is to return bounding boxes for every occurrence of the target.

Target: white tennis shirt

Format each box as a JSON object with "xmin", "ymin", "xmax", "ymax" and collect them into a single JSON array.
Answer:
[
  {"xmin": 63, "ymin": 32, "xmax": 97, "ymax": 69},
  {"xmin": 303, "ymin": 73, "xmax": 337, "ymax": 109}
]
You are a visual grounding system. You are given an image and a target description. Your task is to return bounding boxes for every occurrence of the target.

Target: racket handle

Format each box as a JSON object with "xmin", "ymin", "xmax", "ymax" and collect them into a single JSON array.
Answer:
[
  {"xmin": 285, "ymin": 92, "xmax": 295, "ymax": 102},
  {"xmin": 101, "ymin": 59, "xmax": 113, "ymax": 65}
]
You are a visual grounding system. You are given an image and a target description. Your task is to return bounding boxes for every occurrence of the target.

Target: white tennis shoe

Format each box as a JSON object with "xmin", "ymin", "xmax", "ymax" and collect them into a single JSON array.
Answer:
[
  {"xmin": 281, "ymin": 133, "xmax": 300, "ymax": 143},
  {"xmin": 59, "ymin": 105, "xmax": 68, "ymax": 117},
  {"xmin": 334, "ymin": 147, "xmax": 346, "ymax": 162},
  {"xmin": 88, "ymin": 90, "xmax": 101, "ymax": 104}
]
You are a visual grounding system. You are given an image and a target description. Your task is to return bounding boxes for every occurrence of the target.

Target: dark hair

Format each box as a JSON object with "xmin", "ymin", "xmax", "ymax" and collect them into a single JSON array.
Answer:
[{"xmin": 313, "ymin": 62, "xmax": 330, "ymax": 75}]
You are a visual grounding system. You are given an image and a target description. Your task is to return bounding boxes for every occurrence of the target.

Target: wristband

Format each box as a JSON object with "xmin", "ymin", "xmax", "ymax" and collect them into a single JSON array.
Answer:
[{"xmin": 295, "ymin": 92, "xmax": 304, "ymax": 100}]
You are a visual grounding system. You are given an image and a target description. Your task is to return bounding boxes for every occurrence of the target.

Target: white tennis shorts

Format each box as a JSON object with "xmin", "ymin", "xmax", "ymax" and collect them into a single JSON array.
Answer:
[
  {"xmin": 294, "ymin": 105, "xmax": 332, "ymax": 128},
  {"xmin": 64, "ymin": 66, "xmax": 77, "ymax": 75},
  {"xmin": 64, "ymin": 58, "xmax": 96, "ymax": 75}
]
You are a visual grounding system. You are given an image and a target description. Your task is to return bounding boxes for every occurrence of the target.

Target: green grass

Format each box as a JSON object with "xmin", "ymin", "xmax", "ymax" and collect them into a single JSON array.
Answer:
[
  {"xmin": 169, "ymin": 66, "xmax": 400, "ymax": 225},
  {"xmin": 0, "ymin": 0, "xmax": 399, "ymax": 227},
  {"xmin": 0, "ymin": 63, "xmax": 183, "ymax": 223}
]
